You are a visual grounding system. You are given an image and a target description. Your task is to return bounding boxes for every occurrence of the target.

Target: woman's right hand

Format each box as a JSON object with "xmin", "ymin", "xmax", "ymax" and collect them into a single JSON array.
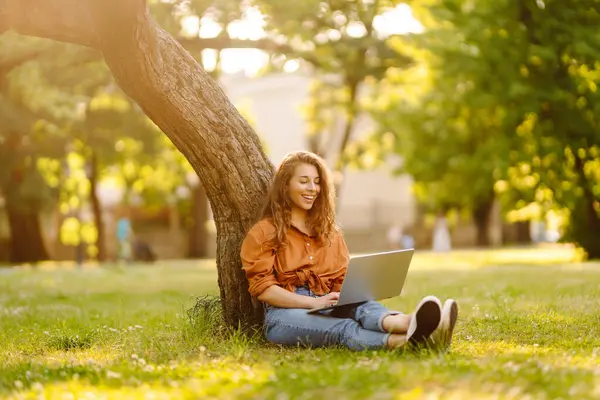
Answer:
[{"xmin": 311, "ymin": 292, "xmax": 340, "ymax": 309}]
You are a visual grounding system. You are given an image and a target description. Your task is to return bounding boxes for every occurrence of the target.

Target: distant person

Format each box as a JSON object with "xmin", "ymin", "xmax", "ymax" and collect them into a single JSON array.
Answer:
[
  {"xmin": 116, "ymin": 213, "xmax": 133, "ymax": 263},
  {"xmin": 241, "ymin": 151, "xmax": 459, "ymax": 351},
  {"xmin": 432, "ymin": 212, "xmax": 451, "ymax": 252},
  {"xmin": 133, "ymin": 238, "xmax": 157, "ymax": 262},
  {"xmin": 401, "ymin": 226, "xmax": 415, "ymax": 250},
  {"xmin": 386, "ymin": 224, "xmax": 403, "ymax": 250}
]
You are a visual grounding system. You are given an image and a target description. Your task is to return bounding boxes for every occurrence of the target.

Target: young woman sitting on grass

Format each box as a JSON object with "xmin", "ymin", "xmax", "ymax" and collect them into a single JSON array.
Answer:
[{"xmin": 241, "ymin": 151, "xmax": 458, "ymax": 351}]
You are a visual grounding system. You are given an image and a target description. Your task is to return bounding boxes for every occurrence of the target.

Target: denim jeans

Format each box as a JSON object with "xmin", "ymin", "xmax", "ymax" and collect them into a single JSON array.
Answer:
[{"xmin": 263, "ymin": 286, "xmax": 400, "ymax": 351}]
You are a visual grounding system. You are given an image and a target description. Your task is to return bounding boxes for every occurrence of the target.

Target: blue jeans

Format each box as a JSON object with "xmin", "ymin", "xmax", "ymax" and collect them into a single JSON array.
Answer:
[{"xmin": 264, "ymin": 286, "xmax": 400, "ymax": 351}]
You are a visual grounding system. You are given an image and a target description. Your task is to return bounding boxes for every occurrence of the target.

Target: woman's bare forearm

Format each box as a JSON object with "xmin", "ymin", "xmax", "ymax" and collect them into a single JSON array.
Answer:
[{"xmin": 257, "ymin": 285, "xmax": 316, "ymax": 309}]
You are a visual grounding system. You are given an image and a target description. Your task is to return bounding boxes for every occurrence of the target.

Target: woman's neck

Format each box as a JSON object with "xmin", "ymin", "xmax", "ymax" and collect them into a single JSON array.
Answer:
[
  {"xmin": 290, "ymin": 208, "xmax": 307, "ymax": 225},
  {"xmin": 290, "ymin": 208, "xmax": 313, "ymax": 234}
]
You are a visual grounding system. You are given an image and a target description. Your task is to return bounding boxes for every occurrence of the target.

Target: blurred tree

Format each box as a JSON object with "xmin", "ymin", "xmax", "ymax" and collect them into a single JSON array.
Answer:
[
  {"xmin": 255, "ymin": 0, "xmax": 414, "ymax": 195},
  {"xmin": 77, "ymin": 92, "xmax": 164, "ymax": 261},
  {"xmin": 370, "ymin": 36, "xmax": 509, "ymax": 245},
  {"xmin": 0, "ymin": 37, "xmax": 77, "ymax": 263},
  {"xmin": 3, "ymin": 0, "xmax": 273, "ymax": 328},
  {"xmin": 374, "ymin": 0, "xmax": 600, "ymax": 256}
]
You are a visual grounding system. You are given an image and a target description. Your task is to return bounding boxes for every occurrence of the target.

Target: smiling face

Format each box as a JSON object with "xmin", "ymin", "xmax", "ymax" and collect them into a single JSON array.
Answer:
[{"xmin": 287, "ymin": 163, "xmax": 321, "ymax": 214}]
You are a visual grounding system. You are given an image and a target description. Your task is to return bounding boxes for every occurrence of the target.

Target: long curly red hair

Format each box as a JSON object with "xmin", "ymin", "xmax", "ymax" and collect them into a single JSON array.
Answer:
[{"xmin": 261, "ymin": 151, "xmax": 338, "ymax": 249}]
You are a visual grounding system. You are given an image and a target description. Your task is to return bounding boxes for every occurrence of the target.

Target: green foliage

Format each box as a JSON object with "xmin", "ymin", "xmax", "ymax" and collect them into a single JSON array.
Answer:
[
  {"xmin": 0, "ymin": 30, "xmax": 200, "ymax": 256},
  {"xmin": 257, "ymin": 0, "xmax": 411, "ymax": 76},
  {"xmin": 257, "ymin": 0, "xmax": 414, "ymax": 168},
  {"xmin": 374, "ymin": 0, "xmax": 600, "ymax": 254},
  {"xmin": 0, "ymin": 35, "xmax": 77, "ymax": 214}
]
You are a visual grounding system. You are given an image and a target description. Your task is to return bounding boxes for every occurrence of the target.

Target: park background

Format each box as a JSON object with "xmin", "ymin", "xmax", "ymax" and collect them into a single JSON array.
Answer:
[
  {"xmin": 1, "ymin": 1, "xmax": 600, "ymax": 399},
  {"xmin": 1, "ymin": 0, "xmax": 590, "ymax": 265}
]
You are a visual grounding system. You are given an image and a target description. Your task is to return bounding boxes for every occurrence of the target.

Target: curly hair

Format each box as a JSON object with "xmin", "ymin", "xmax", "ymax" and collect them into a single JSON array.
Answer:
[{"xmin": 260, "ymin": 151, "xmax": 338, "ymax": 249}]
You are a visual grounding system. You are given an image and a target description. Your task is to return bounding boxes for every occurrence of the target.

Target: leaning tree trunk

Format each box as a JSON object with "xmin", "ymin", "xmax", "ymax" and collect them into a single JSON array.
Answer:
[
  {"xmin": 5, "ymin": 196, "xmax": 49, "ymax": 264},
  {"xmin": 88, "ymin": 152, "xmax": 106, "ymax": 261},
  {"xmin": 2, "ymin": 0, "xmax": 273, "ymax": 329}
]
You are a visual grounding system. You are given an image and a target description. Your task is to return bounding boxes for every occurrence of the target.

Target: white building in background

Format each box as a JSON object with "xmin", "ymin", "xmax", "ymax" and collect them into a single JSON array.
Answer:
[{"xmin": 219, "ymin": 72, "xmax": 416, "ymax": 250}]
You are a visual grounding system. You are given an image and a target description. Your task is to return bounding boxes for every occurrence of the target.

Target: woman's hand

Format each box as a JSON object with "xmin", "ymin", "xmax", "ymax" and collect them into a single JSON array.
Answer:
[
  {"xmin": 257, "ymin": 286, "xmax": 341, "ymax": 309},
  {"xmin": 311, "ymin": 292, "xmax": 340, "ymax": 309}
]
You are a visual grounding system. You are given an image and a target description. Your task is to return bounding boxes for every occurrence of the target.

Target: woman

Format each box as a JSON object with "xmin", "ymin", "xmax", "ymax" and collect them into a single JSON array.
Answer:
[{"xmin": 241, "ymin": 151, "xmax": 458, "ymax": 351}]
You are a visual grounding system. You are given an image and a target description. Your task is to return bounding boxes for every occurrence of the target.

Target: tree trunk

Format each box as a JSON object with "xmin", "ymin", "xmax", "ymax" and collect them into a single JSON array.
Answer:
[
  {"xmin": 3, "ymin": 0, "xmax": 273, "ymax": 329},
  {"xmin": 513, "ymin": 221, "xmax": 531, "ymax": 244},
  {"xmin": 472, "ymin": 196, "xmax": 494, "ymax": 247},
  {"xmin": 188, "ymin": 184, "xmax": 209, "ymax": 258},
  {"xmin": 333, "ymin": 80, "xmax": 359, "ymax": 200},
  {"xmin": 569, "ymin": 154, "xmax": 600, "ymax": 259},
  {"xmin": 6, "ymin": 197, "xmax": 49, "ymax": 264},
  {"xmin": 88, "ymin": 152, "xmax": 106, "ymax": 261}
]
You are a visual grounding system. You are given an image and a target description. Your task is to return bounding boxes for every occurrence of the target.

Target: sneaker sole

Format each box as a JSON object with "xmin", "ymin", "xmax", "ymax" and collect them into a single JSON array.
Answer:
[
  {"xmin": 408, "ymin": 297, "xmax": 442, "ymax": 346},
  {"xmin": 444, "ymin": 300, "xmax": 459, "ymax": 347}
]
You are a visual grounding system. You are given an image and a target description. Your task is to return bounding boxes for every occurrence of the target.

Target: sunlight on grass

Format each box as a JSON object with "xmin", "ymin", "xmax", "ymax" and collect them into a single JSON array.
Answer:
[
  {"xmin": 410, "ymin": 244, "xmax": 581, "ymax": 270},
  {"xmin": 1, "ymin": 247, "xmax": 600, "ymax": 399}
]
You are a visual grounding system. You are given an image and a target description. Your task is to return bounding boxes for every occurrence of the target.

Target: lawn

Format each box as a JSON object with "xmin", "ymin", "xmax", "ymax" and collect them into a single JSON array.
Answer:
[{"xmin": 1, "ymin": 246, "xmax": 599, "ymax": 399}]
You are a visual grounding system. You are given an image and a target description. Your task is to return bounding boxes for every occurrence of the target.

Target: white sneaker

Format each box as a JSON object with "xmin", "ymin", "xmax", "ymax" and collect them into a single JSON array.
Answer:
[
  {"xmin": 430, "ymin": 299, "xmax": 459, "ymax": 352},
  {"xmin": 406, "ymin": 295, "xmax": 442, "ymax": 346}
]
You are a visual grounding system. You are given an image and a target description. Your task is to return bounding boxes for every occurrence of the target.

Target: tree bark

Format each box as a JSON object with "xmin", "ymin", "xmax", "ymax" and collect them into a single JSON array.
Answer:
[
  {"xmin": 570, "ymin": 153, "xmax": 600, "ymax": 259},
  {"xmin": 5, "ymin": 196, "xmax": 49, "ymax": 264},
  {"xmin": 3, "ymin": 0, "xmax": 273, "ymax": 329},
  {"xmin": 88, "ymin": 152, "xmax": 106, "ymax": 262},
  {"xmin": 472, "ymin": 196, "xmax": 494, "ymax": 247},
  {"xmin": 513, "ymin": 221, "xmax": 532, "ymax": 244},
  {"xmin": 333, "ymin": 80, "xmax": 359, "ymax": 201},
  {"xmin": 188, "ymin": 185, "xmax": 209, "ymax": 258}
]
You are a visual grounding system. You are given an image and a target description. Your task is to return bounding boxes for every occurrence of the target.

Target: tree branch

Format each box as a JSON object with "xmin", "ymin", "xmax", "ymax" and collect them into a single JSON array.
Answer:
[
  {"xmin": 1, "ymin": 0, "xmax": 102, "ymax": 48},
  {"xmin": 176, "ymin": 36, "xmax": 291, "ymax": 52}
]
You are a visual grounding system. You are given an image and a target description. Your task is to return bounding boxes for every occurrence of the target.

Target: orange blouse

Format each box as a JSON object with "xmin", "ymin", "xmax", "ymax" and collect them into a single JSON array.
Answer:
[{"xmin": 240, "ymin": 218, "xmax": 349, "ymax": 298}]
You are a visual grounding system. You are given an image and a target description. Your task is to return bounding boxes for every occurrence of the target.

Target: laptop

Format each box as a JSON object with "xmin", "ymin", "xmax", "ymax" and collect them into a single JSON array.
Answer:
[{"xmin": 307, "ymin": 248, "xmax": 414, "ymax": 314}]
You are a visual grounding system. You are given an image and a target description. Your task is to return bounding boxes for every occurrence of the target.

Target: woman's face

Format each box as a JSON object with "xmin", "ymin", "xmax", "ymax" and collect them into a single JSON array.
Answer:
[{"xmin": 287, "ymin": 163, "xmax": 321, "ymax": 213}]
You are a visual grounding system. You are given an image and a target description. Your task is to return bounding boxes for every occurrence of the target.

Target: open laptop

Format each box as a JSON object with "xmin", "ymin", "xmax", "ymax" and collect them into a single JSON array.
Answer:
[{"xmin": 307, "ymin": 248, "xmax": 414, "ymax": 314}]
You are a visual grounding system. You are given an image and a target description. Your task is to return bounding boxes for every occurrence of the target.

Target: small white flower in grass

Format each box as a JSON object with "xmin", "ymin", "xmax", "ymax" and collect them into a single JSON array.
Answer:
[
  {"xmin": 106, "ymin": 370, "xmax": 122, "ymax": 379},
  {"xmin": 199, "ymin": 346, "xmax": 207, "ymax": 352},
  {"xmin": 143, "ymin": 365, "xmax": 155, "ymax": 373},
  {"xmin": 109, "ymin": 328, "xmax": 118, "ymax": 333},
  {"xmin": 44, "ymin": 331, "xmax": 50, "ymax": 336},
  {"xmin": 14, "ymin": 380, "xmax": 23, "ymax": 389},
  {"xmin": 62, "ymin": 392, "xmax": 75, "ymax": 400},
  {"xmin": 135, "ymin": 325, "xmax": 143, "ymax": 329},
  {"xmin": 131, "ymin": 354, "xmax": 138, "ymax": 360}
]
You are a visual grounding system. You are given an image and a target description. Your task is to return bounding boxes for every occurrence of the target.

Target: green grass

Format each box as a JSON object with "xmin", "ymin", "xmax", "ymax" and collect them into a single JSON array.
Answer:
[{"xmin": 1, "ymin": 246, "xmax": 599, "ymax": 399}]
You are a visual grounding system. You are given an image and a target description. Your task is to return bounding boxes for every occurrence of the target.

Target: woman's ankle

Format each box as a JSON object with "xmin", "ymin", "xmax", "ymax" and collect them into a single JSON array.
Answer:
[
  {"xmin": 382, "ymin": 313, "xmax": 412, "ymax": 333},
  {"xmin": 386, "ymin": 333, "xmax": 407, "ymax": 349}
]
